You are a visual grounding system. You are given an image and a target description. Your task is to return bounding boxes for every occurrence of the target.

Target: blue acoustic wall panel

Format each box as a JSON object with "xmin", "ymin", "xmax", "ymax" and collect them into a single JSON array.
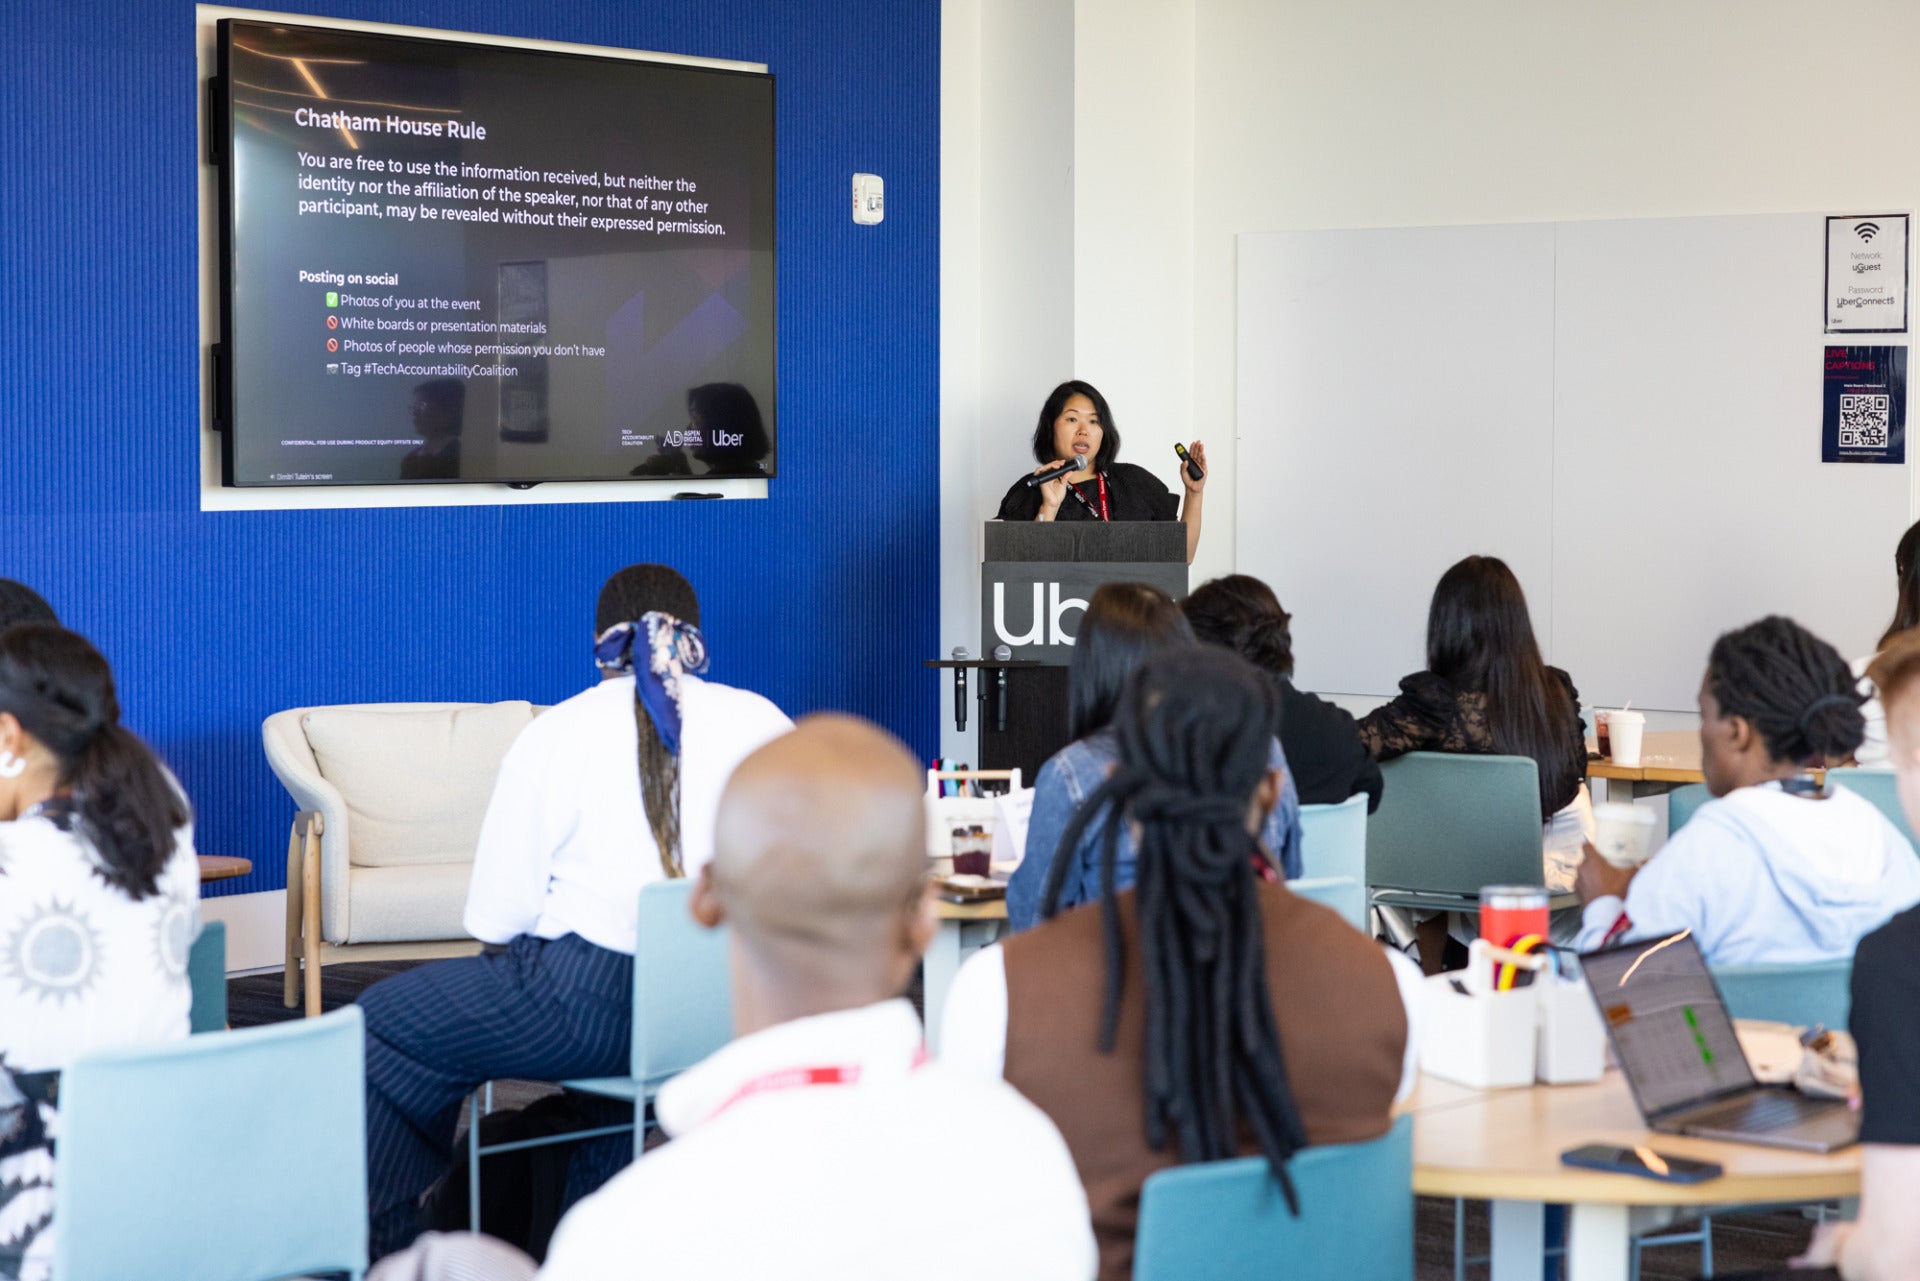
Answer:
[{"xmin": 0, "ymin": 2, "xmax": 938, "ymax": 896}]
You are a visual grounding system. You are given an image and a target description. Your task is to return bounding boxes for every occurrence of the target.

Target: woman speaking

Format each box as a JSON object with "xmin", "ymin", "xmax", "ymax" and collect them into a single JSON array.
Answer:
[{"xmin": 995, "ymin": 380, "xmax": 1207, "ymax": 564}]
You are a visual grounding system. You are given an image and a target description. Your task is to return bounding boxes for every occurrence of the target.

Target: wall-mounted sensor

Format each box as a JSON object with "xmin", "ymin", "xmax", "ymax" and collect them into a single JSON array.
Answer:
[{"xmin": 852, "ymin": 173, "xmax": 884, "ymax": 225}]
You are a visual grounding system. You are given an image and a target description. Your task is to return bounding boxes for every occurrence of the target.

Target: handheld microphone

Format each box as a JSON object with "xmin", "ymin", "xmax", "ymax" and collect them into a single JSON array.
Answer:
[
  {"xmin": 1023, "ymin": 455, "xmax": 1089, "ymax": 488},
  {"xmin": 952, "ymin": 647, "xmax": 969, "ymax": 732},
  {"xmin": 1174, "ymin": 442, "xmax": 1204, "ymax": 482}
]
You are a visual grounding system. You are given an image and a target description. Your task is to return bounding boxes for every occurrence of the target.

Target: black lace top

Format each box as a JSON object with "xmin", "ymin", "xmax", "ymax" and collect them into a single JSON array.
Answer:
[{"xmin": 1356, "ymin": 668, "xmax": 1588, "ymax": 817}]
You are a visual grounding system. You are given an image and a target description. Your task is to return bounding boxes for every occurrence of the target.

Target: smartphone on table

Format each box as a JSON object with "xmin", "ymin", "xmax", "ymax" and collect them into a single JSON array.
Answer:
[{"xmin": 1559, "ymin": 1144, "xmax": 1722, "ymax": 1184}]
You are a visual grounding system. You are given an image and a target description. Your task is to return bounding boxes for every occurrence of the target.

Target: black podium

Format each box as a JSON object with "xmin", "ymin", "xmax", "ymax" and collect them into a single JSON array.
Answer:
[{"xmin": 963, "ymin": 522, "xmax": 1187, "ymax": 780}]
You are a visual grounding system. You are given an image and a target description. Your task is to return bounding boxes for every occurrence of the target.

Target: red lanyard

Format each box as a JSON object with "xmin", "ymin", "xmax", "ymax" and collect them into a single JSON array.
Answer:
[
  {"xmin": 710, "ymin": 1047, "xmax": 931, "ymax": 1120},
  {"xmin": 1069, "ymin": 472, "xmax": 1110, "ymax": 521}
]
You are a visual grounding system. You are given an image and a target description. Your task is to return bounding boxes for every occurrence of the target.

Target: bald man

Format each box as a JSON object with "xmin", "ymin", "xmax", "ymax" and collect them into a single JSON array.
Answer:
[{"xmin": 540, "ymin": 715, "xmax": 1096, "ymax": 1281}]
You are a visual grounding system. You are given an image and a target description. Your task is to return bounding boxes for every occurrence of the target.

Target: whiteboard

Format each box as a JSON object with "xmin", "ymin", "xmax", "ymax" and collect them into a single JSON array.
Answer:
[
  {"xmin": 1237, "ymin": 213, "xmax": 1913, "ymax": 710},
  {"xmin": 1235, "ymin": 224, "xmax": 1557, "ymax": 697}
]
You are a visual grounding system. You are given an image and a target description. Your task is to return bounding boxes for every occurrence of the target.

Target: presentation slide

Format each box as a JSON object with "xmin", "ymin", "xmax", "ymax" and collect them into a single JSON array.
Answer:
[{"xmin": 216, "ymin": 21, "xmax": 776, "ymax": 487}]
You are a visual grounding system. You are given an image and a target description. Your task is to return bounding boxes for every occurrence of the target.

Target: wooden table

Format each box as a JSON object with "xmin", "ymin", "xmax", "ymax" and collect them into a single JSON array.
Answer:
[
  {"xmin": 1585, "ymin": 731, "xmax": 1703, "ymax": 805},
  {"xmin": 196, "ymin": 855, "xmax": 253, "ymax": 883},
  {"xmin": 1407, "ymin": 1069, "xmax": 1858, "ymax": 1281},
  {"xmin": 924, "ymin": 897, "xmax": 1008, "ymax": 1053}
]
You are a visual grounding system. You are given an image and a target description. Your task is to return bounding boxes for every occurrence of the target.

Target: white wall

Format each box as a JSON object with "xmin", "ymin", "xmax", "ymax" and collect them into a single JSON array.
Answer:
[
  {"xmin": 944, "ymin": 0, "xmax": 1920, "ymax": 722},
  {"xmin": 939, "ymin": 0, "xmax": 1077, "ymax": 760}
]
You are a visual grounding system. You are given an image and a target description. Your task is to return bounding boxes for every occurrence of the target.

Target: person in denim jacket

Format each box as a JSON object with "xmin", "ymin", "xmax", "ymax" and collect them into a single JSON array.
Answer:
[{"xmin": 1006, "ymin": 583, "xmax": 1302, "ymax": 931}]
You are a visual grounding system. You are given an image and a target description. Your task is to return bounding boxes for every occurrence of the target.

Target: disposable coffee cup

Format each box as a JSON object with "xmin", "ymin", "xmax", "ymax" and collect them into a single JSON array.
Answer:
[
  {"xmin": 1608, "ymin": 710, "xmax": 1646, "ymax": 767},
  {"xmin": 1592, "ymin": 802, "xmax": 1657, "ymax": 869}
]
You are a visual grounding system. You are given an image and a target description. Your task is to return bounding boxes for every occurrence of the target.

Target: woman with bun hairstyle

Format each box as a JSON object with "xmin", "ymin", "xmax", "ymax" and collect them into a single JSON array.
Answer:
[
  {"xmin": 0, "ymin": 625, "xmax": 198, "ymax": 1279},
  {"xmin": 1182, "ymin": 574, "xmax": 1381, "ymax": 811},
  {"xmin": 1574, "ymin": 615, "xmax": 1920, "ymax": 964},
  {"xmin": 1851, "ymin": 518, "xmax": 1920, "ymax": 767}
]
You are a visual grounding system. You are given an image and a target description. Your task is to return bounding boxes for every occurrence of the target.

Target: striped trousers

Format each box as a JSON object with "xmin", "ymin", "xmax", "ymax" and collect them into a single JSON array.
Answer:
[{"xmin": 358, "ymin": 932, "xmax": 634, "ymax": 1259}]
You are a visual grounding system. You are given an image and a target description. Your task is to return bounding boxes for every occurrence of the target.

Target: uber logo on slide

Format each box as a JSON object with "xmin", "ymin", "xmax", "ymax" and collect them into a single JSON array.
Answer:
[{"xmin": 992, "ymin": 582, "xmax": 1087, "ymax": 648}]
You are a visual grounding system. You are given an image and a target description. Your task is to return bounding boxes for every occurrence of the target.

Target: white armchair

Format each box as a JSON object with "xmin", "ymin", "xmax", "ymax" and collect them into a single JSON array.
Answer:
[{"xmin": 263, "ymin": 701, "xmax": 543, "ymax": 1015}]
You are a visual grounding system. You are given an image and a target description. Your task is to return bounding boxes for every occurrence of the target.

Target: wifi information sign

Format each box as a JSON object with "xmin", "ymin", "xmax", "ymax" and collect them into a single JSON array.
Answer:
[{"xmin": 1826, "ymin": 214, "xmax": 1908, "ymax": 334}]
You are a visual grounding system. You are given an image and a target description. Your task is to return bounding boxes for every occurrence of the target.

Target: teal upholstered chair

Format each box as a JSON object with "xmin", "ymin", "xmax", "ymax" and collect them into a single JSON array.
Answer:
[
  {"xmin": 1711, "ymin": 959, "xmax": 1853, "ymax": 1032},
  {"xmin": 468, "ymin": 877, "xmax": 734, "ymax": 1226},
  {"xmin": 1287, "ymin": 875, "xmax": 1368, "ymax": 931},
  {"xmin": 1666, "ymin": 782, "xmax": 1710, "ymax": 834},
  {"xmin": 188, "ymin": 920, "xmax": 226, "ymax": 1033},
  {"xmin": 1297, "ymin": 793, "xmax": 1367, "ymax": 884},
  {"xmin": 1367, "ymin": 754, "xmax": 1571, "ymax": 913},
  {"xmin": 56, "ymin": 1007, "xmax": 368, "ymax": 1281},
  {"xmin": 1134, "ymin": 1114, "xmax": 1414, "ymax": 1281},
  {"xmin": 1825, "ymin": 767, "xmax": 1917, "ymax": 848}
]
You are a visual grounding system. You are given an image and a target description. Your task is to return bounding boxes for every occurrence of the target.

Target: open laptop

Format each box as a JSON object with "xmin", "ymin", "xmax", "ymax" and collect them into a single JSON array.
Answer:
[{"xmin": 1578, "ymin": 933, "xmax": 1858, "ymax": 1154}]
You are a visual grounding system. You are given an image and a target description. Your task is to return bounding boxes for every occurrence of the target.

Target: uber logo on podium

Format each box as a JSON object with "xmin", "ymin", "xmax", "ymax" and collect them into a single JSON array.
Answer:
[{"xmin": 981, "ymin": 561, "xmax": 1188, "ymax": 664}]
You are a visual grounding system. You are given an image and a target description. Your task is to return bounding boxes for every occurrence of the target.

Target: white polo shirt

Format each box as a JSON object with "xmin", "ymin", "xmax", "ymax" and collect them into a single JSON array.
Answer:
[
  {"xmin": 541, "ymin": 999, "xmax": 1097, "ymax": 1281},
  {"xmin": 462, "ymin": 673, "xmax": 792, "ymax": 955}
]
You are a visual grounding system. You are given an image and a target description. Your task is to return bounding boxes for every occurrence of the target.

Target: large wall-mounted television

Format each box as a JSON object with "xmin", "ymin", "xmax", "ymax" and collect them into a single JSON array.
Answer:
[{"xmin": 211, "ymin": 20, "xmax": 775, "ymax": 487}]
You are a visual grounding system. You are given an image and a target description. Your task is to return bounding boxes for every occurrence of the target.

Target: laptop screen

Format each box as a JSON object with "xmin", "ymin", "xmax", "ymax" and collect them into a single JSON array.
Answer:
[{"xmin": 1579, "ymin": 932, "xmax": 1756, "ymax": 1116}]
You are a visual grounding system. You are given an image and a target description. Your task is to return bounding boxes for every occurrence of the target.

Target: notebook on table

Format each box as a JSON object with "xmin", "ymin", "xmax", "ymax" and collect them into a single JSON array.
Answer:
[{"xmin": 1578, "ymin": 933, "xmax": 1858, "ymax": 1154}]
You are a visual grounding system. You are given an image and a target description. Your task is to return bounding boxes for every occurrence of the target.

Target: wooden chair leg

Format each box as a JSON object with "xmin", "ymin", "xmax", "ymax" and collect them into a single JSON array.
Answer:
[
  {"xmin": 284, "ymin": 819, "xmax": 304, "ymax": 1009},
  {"xmin": 303, "ymin": 816, "xmax": 324, "ymax": 1017}
]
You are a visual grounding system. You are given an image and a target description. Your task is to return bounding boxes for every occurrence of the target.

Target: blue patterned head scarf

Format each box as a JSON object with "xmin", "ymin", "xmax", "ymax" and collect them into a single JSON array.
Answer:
[{"xmin": 594, "ymin": 611, "xmax": 710, "ymax": 755}]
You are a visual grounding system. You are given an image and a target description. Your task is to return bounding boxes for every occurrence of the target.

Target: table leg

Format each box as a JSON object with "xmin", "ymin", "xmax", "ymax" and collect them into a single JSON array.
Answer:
[
  {"xmin": 1487, "ymin": 1200, "xmax": 1545, "ymax": 1281},
  {"xmin": 1594, "ymin": 776, "xmax": 1633, "ymax": 806},
  {"xmin": 1566, "ymin": 1202, "xmax": 1631, "ymax": 1281}
]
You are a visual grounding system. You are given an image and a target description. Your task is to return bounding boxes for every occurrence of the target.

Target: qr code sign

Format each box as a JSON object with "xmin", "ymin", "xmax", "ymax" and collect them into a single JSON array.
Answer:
[{"xmin": 1840, "ymin": 393, "xmax": 1892, "ymax": 449}]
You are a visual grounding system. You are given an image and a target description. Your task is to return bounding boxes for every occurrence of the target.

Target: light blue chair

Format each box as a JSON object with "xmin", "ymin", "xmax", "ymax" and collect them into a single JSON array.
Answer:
[
  {"xmin": 55, "ymin": 1006, "xmax": 368, "ymax": 1281},
  {"xmin": 1711, "ymin": 959, "xmax": 1852, "ymax": 1032},
  {"xmin": 468, "ymin": 877, "xmax": 733, "ymax": 1227},
  {"xmin": 1287, "ymin": 875, "xmax": 1368, "ymax": 931},
  {"xmin": 1367, "ymin": 754, "xmax": 1572, "ymax": 913},
  {"xmin": 1134, "ymin": 1114, "xmax": 1413, "ymax": 1281},
  {"xmin": 1667, "ymin": 782, "xmax": 1710, "ymax": 834},
  {"xmin": 1826, "ymin": 767, "xmax": 1918, "ymax": 848},
  {"xmin": 1297, "ymin": 793, "xmax": 1367, "ymax": 884},
  {"xmin": 188, "ymin": 920, "xmax": 226, "ymax": 1033}
]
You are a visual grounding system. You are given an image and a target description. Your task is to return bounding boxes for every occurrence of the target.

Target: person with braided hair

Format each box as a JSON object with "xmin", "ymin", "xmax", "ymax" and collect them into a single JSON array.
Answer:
[
  {"xmin": 357, "ymin": 565, "xmax": 792, "ymax": 1260},
  {"xmin": 942, "ymin": 647, "xmax": 1418, "ymax": 1281},
  {"xmin": 1573, "ymin": 615, "xmax": 1920, "ymax": 963}
]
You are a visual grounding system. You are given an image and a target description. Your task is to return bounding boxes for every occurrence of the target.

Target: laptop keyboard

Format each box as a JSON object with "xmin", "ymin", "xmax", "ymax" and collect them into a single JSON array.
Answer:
[{"xmin": 1682, "ymin": 1091, "xmax": 1826, "ymax": 1132}]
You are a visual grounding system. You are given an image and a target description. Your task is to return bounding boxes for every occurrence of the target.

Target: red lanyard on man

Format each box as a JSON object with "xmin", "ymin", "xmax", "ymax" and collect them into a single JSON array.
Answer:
[{"xmin": 709, "ymin": 1047, "xmax": 932, "ymax": 1121}]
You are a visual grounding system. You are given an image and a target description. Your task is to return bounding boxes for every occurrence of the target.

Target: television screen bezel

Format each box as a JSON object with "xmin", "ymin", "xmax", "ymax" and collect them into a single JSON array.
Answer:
[{"xmin": 213, "ymin": 17, "xmax": 778, "ymax": 489}]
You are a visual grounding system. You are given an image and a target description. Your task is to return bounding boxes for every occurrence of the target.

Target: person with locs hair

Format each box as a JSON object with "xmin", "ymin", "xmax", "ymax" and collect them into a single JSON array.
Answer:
[
  {"xmin": 357, "ymin": 565, "xmax": 793, "ymax": 1260},
  {"xmin": 0, "ymin": 625, "xmax": 199, "ymax": 1280},
  {"xmin": 1573, "ymin": 615, "xmax": 1920, "ymax": 964},
  {"xmin": 941, "ymin": 647, "xmax": 1418, "ymax": 1281}
]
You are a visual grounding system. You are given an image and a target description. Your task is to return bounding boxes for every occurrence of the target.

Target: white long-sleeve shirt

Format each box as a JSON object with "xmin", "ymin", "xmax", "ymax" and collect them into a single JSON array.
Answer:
[
  {"xmin": 1574, "ymin": 781, "xmax": 1920, "ymax": 964},
  {"xmin": 462, "ymin": 673, "xmax": 792, "ymax": 955}
]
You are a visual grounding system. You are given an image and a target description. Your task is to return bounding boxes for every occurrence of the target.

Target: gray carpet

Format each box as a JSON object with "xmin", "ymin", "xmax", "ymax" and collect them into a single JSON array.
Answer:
[{"xmin": 233, "ymin": 962, "xmax": 1816, "ymax": 1277}]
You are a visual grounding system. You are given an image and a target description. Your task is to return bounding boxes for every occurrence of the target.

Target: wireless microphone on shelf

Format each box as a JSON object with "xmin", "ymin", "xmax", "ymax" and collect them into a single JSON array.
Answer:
[
  {"xmin": 1174, "ymin": 442, "xmax": 1204, "ymax": 482},
  {"xmin": 992, "ymin": 645, "xmax": 1012, "ymax": 731},
  {"xmin": 951, "ymin": 647, "xmax": 969, "ymax": 732},
  {"xmin": 1023, "ymin": 455, "xmax": 1090, "ymax": 488}
]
